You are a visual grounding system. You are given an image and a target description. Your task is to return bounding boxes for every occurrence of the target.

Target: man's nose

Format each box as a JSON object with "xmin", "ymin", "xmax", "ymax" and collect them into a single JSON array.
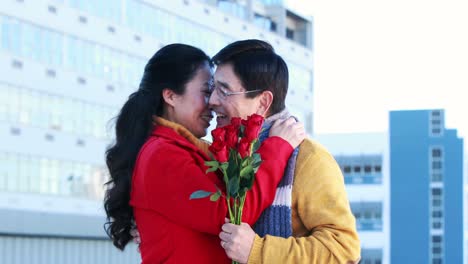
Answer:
[{"xmin": 208, "ymin": 90, "xmax": 219, "ymax": 106}]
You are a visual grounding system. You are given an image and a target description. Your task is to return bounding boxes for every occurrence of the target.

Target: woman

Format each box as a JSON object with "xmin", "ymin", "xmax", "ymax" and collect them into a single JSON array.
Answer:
[{"xmin": 104, "ymin": 44, "xmax": 304, "ymax": 263}]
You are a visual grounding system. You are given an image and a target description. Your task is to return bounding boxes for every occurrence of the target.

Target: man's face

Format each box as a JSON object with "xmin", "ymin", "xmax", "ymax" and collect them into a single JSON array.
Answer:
[{"xmin": 209, "ymin": 63, "xmax": 263, "ymax": 128}]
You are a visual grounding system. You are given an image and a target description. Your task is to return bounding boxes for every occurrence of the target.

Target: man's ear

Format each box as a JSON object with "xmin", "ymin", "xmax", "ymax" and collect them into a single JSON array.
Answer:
[
  {"xmin": 162, "ymin": 88, "xmax": 177, "ymax": 107},
  {"xmin": 257, "ymin": 90, "xmax": 273, "ymax": 116}
]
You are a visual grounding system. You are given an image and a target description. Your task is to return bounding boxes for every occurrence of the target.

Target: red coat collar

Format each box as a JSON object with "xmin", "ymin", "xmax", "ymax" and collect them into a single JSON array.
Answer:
[{"xmin": 151, "ymin": 125, "xmax": 211, "ymax": 161}]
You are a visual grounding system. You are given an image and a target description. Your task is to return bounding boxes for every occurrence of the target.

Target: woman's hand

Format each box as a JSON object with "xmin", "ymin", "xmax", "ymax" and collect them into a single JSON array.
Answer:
[
  {"xmin": 219, "ymin": 219, "xmax": 256, "ymax": 264},
  {"xmin": 269, "ymin": 117, "xmax": 306, "ymax": 149}
]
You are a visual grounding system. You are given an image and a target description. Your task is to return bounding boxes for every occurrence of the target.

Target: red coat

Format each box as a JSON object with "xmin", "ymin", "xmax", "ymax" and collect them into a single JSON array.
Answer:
[{"xmin": 130, "ymin": 124, "xmax": 293, "ymax": 264}]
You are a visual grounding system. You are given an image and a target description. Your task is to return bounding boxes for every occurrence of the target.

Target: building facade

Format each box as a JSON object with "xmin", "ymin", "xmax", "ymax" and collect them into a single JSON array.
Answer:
[
  {"xmin": 315, "ymin": 133, "xmax": 389, "ymax": 264},
  {"xmin": 390, "ymin": 109, "xmax": 464, "ymax": 264},
  {"xmin": 317, "ymin": 109, "xmax": 465, "ymax": 264},
  {"xmin": 0, "ymin": 0, "xmax": 313, "ymax": 262}
]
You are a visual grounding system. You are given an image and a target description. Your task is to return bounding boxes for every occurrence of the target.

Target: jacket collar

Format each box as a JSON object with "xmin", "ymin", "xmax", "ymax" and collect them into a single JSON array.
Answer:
[{"xmin": 151, "ymin": 116, "xmax": 211, "ymax": 158}]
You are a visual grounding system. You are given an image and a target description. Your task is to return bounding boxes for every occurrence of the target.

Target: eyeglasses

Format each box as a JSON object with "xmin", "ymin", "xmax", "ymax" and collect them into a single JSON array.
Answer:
[{"xmin": 213, "ymin": 85, "xmax": 262, "ymax": 100}]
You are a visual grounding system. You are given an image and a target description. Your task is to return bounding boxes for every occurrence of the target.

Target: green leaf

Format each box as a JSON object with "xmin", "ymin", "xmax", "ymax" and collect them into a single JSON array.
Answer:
[
  {"xmin": 241, "ymin": 157, "xmax": 250, "ymax": 168},
  {"xmin": 252, "ymin": 153, "xmax": 262, "ymax": 169},
  {"xmin": 205, "ymin": 160, "xmax": 219, "ymax": 173},
  {"xmin": 205, "ymin": 160, "xmax": 219, "ymax": 167},
  {"xmin": 252, "ymin": 139, "xmax": 261, "ymax": 153},
  {"xmin": 190, "ymin": 190, "xmax": 212, "ymax": 200},
  {"xmin": 239, "ymin": 177, "xmax": 249, "ymax": 191},
  {"xmin": 228, "ymin": 177, "xmax": 239, "ymax": 197},
  {"xmin": 238, "ymin": 188, "xmax": 246, "ymax": 198},
  {"xmin": 210, "ymin": 191, "xmax": 221, "ymax": 202},
  {"xmin": 206, "ymin": 167, "xmax": 218, "ymax": 173},
  {"xmin": 240, "ymin": 165, "xmax": 254, "ymax": 178},
  {"xmin": 220, "ymin": 162, "xmax": 229, "ymax": 171},
  {"xmin": 252, "ymin": 153, "xmax": 261, "ymax": 164},
  {"xmin": 245, "ymin": 177, "xmax": 255, "ymax": 190},
  {"xmin": 227, "ymin": 151, "xmax": 239, "ymax": 179}
]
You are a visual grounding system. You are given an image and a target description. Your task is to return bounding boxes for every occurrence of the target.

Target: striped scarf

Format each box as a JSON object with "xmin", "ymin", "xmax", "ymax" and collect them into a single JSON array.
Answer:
[{"xmin": 253, "ymin": 109, "xmax": 299, "ymax": 238}]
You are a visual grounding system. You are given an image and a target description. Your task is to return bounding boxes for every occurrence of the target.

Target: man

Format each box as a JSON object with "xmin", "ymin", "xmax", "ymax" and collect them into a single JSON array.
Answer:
[{"xmin": 209, "ymin": 39, "xmax": 360, "ymax": 264}]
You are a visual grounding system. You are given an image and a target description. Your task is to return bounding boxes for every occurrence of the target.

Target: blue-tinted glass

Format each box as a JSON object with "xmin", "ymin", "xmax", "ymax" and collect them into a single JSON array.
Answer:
[
  {"xmin": 1, "ymin": 16, "xmax": 10, "ymax": 51},
  {"xmin": 37, "ymin": 29, "xmax": 47, "ymax": 65},
  {"xmin": 0, "ymin": 153, "xmax": 6, "ymax": 191},
  {"xmin": 94, "ymin": 44, "xmax": 104, "ymax": 79},
  {"xmin": 18, "ymin": 156, "xmax": 28, "ymax": 192},
  {"xmin": 82, "ymin": 41, "xmax": 91, "ymax": 75},
  {"xmin": 10, "ymin": 19, "xmax": 22, "ymax": 56},
  {"xmin": 64, "ymin": 37, "xmax": 73, "ymax": 68},
  {"xmin": 6, "ymin": 154, "xmax": 19, "ymax": 191},
  {"xmin": 42, "ymin": 29, "xmax": 53, "ymax": 65}
]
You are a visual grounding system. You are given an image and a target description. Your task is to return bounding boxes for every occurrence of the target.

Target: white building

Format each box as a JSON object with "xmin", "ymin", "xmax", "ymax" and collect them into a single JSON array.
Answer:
[
  {"xmin": 314, "ymin": 132, "xmax": 389, "ymax": 264},
  {"xmin": 0, "ymin": 0, "xmax": 313, "ymax": 263}
]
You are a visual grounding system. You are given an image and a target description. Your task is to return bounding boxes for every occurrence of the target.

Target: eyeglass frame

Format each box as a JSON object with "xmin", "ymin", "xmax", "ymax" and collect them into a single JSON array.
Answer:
[{"xmin": 211, "ymin": 82, "xmax": 263, "ymax": 99}]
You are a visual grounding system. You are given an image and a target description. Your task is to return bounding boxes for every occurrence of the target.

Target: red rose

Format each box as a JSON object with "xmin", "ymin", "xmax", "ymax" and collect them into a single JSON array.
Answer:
[
  {"xmin": 243, "ymin": 114, "xmax": 264, "ymax": 142},
  {"xmin": 211, "ymin": 127, "xmax": 226, "ymax": 143},
  {"xmin": 231, "ymin": 117, "xmax": 242, "ymax": 128},
  {"xmin": 238, "ymin": 138, "xmax": 251, "ymax": 158},
  {"xmin": 225, "ymin": 124, "xmax": 239, "ymax": 150},
  {"xmin": 209, "ymin": 140, "xmax": 228, "ymax": 163}
]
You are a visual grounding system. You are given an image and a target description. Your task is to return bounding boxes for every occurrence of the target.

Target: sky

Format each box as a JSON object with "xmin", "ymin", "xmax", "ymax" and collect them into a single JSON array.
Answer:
[{"xmin": 286, "ymin": 0, "xmax": 468, "ymax": 140}]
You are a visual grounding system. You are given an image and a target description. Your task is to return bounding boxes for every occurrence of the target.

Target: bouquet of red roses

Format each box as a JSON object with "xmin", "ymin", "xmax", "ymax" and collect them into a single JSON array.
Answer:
[{"xmin": 190, "ymin": 114, "xmax": 264, "ymax": 227}]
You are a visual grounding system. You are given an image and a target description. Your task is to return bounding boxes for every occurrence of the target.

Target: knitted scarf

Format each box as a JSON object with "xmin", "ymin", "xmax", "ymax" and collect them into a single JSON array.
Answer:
[{"xmin": 253, "ymin": 109, "xmax": 299, "ymax": 238}]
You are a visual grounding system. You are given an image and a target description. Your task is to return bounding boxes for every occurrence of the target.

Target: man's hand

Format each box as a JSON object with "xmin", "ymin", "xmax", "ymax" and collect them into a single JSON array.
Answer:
[{"xmin": 219, "ymin": 219, "xmax": 256, "ymax": 264}]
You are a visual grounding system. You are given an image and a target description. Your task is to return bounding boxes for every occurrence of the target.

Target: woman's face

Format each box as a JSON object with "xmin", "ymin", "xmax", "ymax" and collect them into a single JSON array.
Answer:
[{"xmin": 171, "ymin": 62, "xmax": 213, "ymax": 138}]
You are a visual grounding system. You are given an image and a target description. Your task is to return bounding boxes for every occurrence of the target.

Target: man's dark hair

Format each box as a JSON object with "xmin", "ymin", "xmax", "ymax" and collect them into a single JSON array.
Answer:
[{"xmin": 212, "ymin": 39, "xmax": 289, "ymax": 115}]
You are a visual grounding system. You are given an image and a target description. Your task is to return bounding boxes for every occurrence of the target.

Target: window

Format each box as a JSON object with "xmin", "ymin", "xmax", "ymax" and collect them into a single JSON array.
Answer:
[
  {"xmin": 374, "ymin": 211, "xmax": 382, "ymax": 219},
  {"xmin": 432, "ymin": 211, "xmax": 442, "ymax": 218},
  {"xmin": 353, "ymin": 166, "xmax": 361, "ymax": 173},
  {"xmin": 432, "ymin": 199, "xmax": 442, "ymax": 206},
  {"xmin": 374, "ymin": 165, "xmax": 382, "ymax": 172},
  {"xmin": 432, "ymin": 235, "xmax": 442, "ymax": 243},
  {"xmin": 432, "ymin": 188, "xmax": 442, "ymax": 196},
  {"xmin": 432, "ymin": 161, "xmax": 442, "ymax": 169},
  {"xmin": 364, "ymin": 165, "xmax": 372, "ymax": 173},
  {"xmin": 432, "ymin": 222, "xmax": 442, "ymax": 229},
  {"xmin": 364, "ymin": 210, "xmax": 372, "ymax": 219},
  {"xmin": 286, "ymin": 28, "xmax": 294, "ymax": 40},
  {"xmin": 430, "ymin": 110, "xmax": 443, "ymax": 136},
  {"xmin": 432, "ymin": 128, "xmax": 441, "ymax": 135},
  {"xmin": 432, "ymin": 173, "xmax": 442, "ymax": 182},
  {"xmin": 432, "ymin": 148, "xmax": 442, "ymax": 157},
  {"xmin": 343, "ymin": 166, "xmax": 351, "ymax": 173}
]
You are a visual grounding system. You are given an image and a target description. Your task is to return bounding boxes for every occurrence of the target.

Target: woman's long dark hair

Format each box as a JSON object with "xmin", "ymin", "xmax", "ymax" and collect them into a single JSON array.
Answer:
[{"xmin": 104, "ymin": 44, "xmax": 211, "ymax": 250}]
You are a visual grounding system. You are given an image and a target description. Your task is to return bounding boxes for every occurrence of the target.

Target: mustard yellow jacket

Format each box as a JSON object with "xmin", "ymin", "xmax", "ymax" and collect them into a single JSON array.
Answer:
[{"xmin": 248, "ymin": 139, "xmax": 361, "ymax": 264}]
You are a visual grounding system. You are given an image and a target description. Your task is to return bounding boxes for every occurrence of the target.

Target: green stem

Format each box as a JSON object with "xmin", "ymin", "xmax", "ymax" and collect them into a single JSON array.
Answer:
[
  {"xmin": 222, "ymin": 166, "xmax": 235, "ymax": 222},
  {"xmin": 237, "ymin": 194, "xmax": 247, "ymax": 224},
  {"xmin": 234, "ymin": 197, "xmax": 239, "ymax": 225},
  {"xmin": 226, "ymin": 197, "xmax": 234, "ymax": 222}
]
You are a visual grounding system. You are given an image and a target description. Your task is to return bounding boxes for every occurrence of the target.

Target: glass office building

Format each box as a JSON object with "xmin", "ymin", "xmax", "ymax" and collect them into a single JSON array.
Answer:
[{"xmin": 0, "ymin": 0, "xmax": 313, "ymax": 262}]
